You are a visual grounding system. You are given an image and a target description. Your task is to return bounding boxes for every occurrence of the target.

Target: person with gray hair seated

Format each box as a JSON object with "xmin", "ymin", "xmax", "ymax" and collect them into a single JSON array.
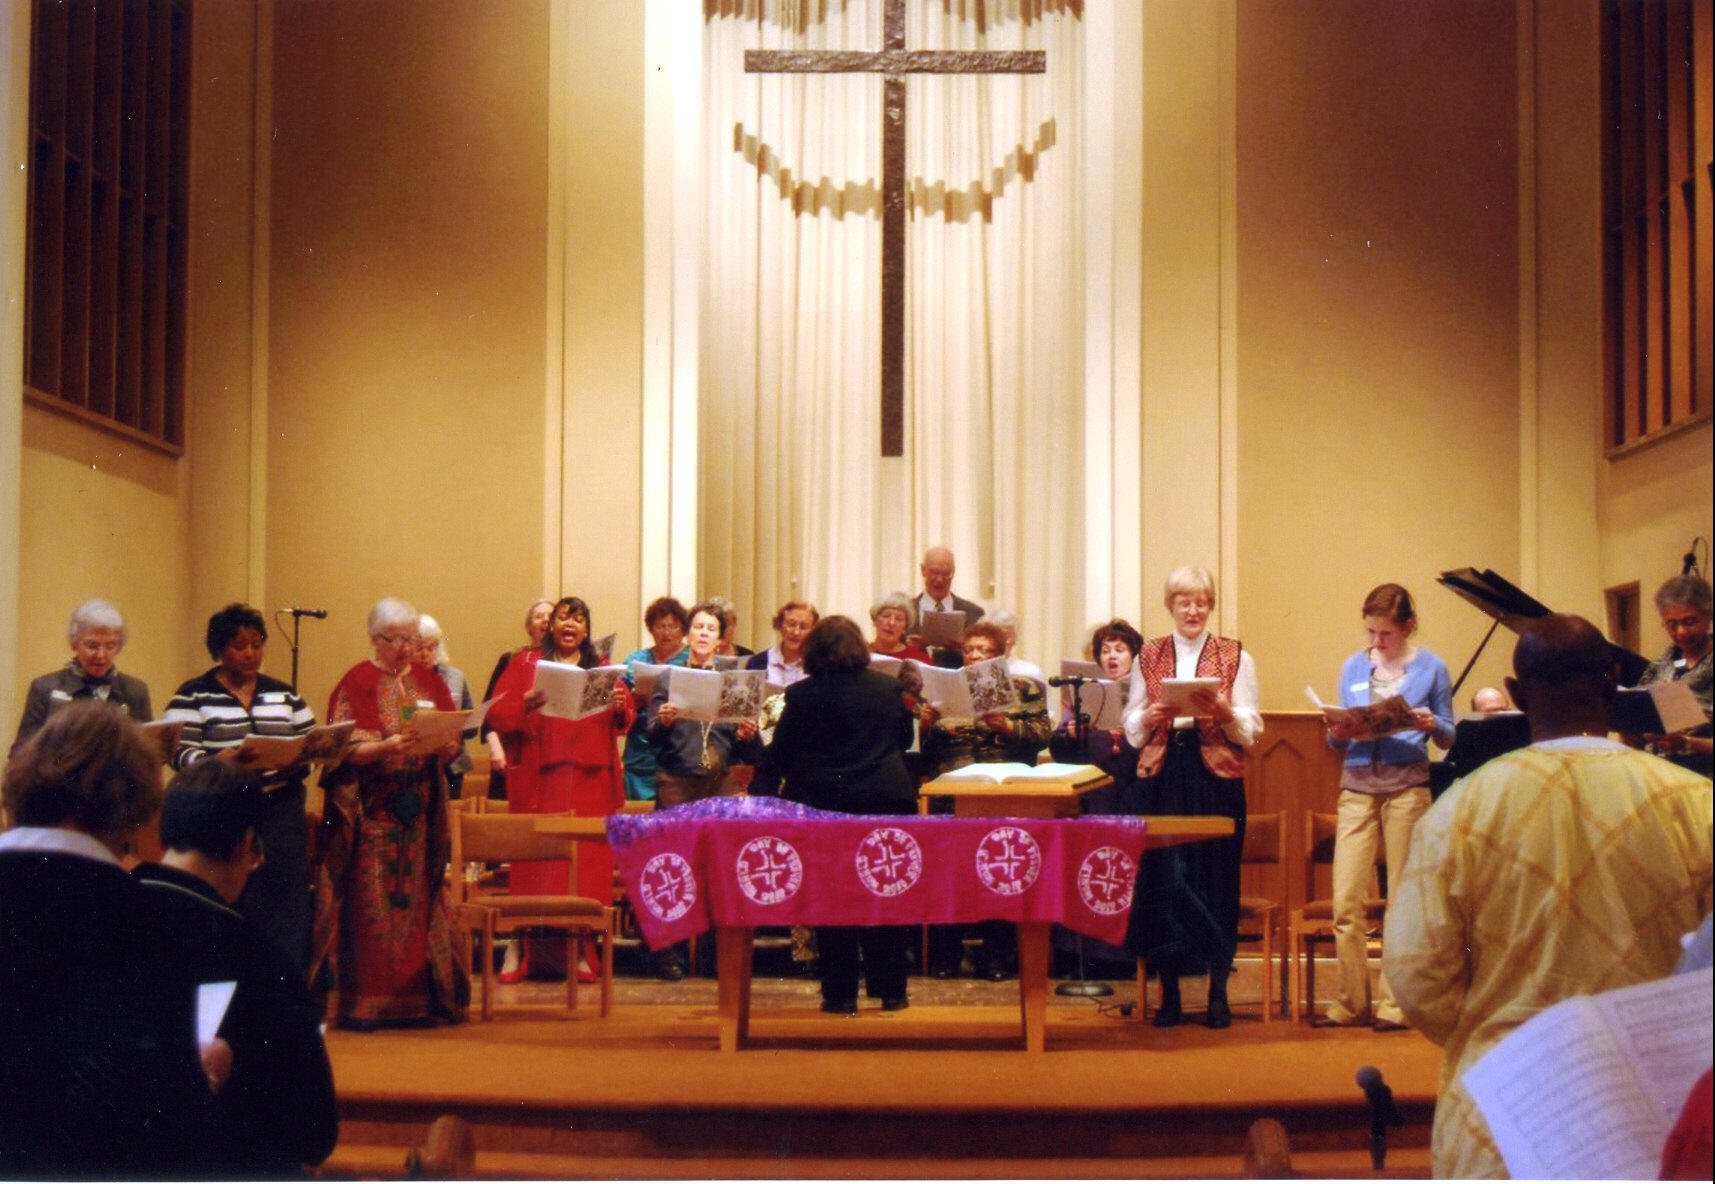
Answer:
[
  {"xmin": 0, "ymin": 702, "xmax": 219, "ymax": 1177},
  {"xmin": 11, "ymin": 598, "xmax": 152, "ymax": 756},
  {"xmin": 1638, "ymin": 573, "xmax": 1713, "ymax": 777}
]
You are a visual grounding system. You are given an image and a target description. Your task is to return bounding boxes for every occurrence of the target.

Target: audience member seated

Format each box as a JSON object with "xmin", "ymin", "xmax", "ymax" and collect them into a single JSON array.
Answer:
[
  {"xmin": 133, "ymin": 760, "xmax": 339, "ymax": 1176},
  {"xmin": 1637, "ymin": 574, "xmax": 1713, "ymax": 778},
  {"xmin": 1, "ymin": 702, "xmax": 218, "ymax": 1178},
  {"xmin": 1384, "ymin": 614, "xmax": 1714, "ymax": 1180},
  {"xmin": 1432, "ymin": 684, "xmax": 1530, "ymax": 798},
  {"xmin": 12, "ymin": 597, "xmax": 152, "ymax": 757}
]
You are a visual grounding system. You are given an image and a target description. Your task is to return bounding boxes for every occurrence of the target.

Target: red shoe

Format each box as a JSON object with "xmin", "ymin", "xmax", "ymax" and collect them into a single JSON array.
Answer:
[{"xmin": 576, "ymin": 959, "xmax": 598, "ymax": 985}]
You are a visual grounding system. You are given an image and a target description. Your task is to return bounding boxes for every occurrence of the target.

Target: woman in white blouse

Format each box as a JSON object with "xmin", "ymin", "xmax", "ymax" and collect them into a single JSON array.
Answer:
[{"xmin": 1121, "ymin": 566, "xmax": 1262, "ymax": 1028}]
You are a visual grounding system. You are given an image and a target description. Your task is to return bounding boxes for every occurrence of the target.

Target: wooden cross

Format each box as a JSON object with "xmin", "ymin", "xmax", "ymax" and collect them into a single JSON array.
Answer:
[{"xmin": 745, "ymin": 1, "xmax": 1045, "ymax": 457}]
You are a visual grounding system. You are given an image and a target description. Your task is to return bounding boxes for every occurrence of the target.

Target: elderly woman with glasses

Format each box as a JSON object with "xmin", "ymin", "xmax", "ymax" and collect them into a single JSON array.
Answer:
[
  {"xmin": 316, "ymin": 597, "xmax": 467, "ymax": 1029},
  {"xmin": 12, "ymin": 598, "xmax": 152, "ymax": 757}
]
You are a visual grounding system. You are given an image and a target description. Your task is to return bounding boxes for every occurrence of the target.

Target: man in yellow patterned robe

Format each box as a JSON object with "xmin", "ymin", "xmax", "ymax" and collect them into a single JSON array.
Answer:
[{"xmin": 1385, "ymin": 615, "xmax": 1713, "ymax": 1179}]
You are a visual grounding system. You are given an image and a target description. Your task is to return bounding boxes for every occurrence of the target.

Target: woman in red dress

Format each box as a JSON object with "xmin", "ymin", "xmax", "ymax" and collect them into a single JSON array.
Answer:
[
  {"xmin": 318, "ymin": 597, "xmax": 467, "ymax": 1029},
  {"xmin": 487, "ymin": 596, "xmax": 634, "ymax": 981}
]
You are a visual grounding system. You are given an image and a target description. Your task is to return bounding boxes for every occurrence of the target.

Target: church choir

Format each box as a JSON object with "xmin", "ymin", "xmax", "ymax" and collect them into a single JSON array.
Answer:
[{"xmin": 3, "ymin": 558, "xmax": 1710, "ymax": 1176}]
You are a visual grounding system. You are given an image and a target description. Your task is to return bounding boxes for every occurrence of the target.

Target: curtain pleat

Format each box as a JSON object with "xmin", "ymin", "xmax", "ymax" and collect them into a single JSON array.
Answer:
[{"xmin": 701, "ymin": 0, "xmax": 1084, "ymax": 665}]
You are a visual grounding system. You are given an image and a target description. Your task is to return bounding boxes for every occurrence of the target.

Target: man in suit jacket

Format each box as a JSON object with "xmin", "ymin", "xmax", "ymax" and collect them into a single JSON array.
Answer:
[
  {"xmin": 909, "ymin": 546, "xmax": 985, "ymax": 667},
  {"xmin": 133, "ymin": 760, "xmax": 339, "ymax": 1177},
  {"xmin": 11, "ymin": 598, "xmax": 152, "ymax": 757}
]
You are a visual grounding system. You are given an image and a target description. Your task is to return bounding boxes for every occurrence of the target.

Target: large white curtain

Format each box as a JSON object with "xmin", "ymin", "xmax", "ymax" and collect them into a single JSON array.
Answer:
[{"xmin": 700, "ymin": 0, "xmax": 1085, "ymax": 666}]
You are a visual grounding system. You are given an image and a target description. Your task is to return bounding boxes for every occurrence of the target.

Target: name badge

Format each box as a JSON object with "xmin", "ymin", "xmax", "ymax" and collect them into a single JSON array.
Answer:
[{"xmin": 1347, "ymin": 681, "xmax": 1368, "ymax": 695}]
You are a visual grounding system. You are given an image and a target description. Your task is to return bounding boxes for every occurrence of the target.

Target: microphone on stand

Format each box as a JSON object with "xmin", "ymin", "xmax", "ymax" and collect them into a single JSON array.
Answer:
[
  {"xmin": 283, "ymin": 606, "xmax": 329, "ymax": 619},
  {"xmin": 1047, "ymin": 674, "xmax": 1093, "ymax": 688},
  {"xmin": 1356, "ymin": 1065, "xmax": 1403, "ymax": 1171}
]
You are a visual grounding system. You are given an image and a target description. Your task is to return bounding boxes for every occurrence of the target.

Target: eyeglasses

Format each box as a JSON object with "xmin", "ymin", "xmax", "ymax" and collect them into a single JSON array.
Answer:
[{"xmin": 375, "ymin": 633, "xmax": 415, "ymax": 647}]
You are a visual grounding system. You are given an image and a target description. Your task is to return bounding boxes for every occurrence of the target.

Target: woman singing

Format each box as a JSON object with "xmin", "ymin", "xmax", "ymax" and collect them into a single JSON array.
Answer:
[
  {"xmin": 1322, "ymin": 583, "xmax": 1453, "ymax": 1029},
  {"xmin": 486, "ymin": 596, "xmax": 633, "ymax": 983},
  {"xmin": 1122, "ymin": 567, "xmax": 1262, "ymax": 1028}
]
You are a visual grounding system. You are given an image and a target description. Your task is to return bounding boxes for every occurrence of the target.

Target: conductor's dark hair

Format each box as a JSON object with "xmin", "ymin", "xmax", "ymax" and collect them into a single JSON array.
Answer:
[
  {"xmin": 1090, "ymin": 619, "xmax": 1143, "ymax": 660},
  {"xmin": 206, "ymin": 602, "xmax": 268, "ymax": 660},
  {"xmin": 159, "ymin": 759, "xmax": 266, "ymax": 861},
  {"xmin": 643, "ymin": 596, "xmax": 689, "ymax": 632},
  {"xmin": 1361, "ymin": 583, "xmax": 1418, "ymax": 630},
  {"xmin": 542, "ymin": 596, "xmax": 599, "ymax": 669},
  {"xmin": 2, "ymin": 701, "xmax": 161, "ymax": 840},
  {"xmin": 802, "ymin": 616, "xmax": 870, "ymax": 677}
]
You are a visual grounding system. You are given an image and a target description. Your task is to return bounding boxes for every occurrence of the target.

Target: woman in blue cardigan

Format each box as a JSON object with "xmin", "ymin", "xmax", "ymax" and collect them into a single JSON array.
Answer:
[{"xmin": 1323, "ymin": 583, "xmax": 1454, "ymax": 1029}]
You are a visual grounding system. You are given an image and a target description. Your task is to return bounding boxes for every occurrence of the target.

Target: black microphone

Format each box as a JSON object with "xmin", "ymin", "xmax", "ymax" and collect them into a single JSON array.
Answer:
[
  {"xmin": 1356, "ymin": 1065, "xmax": 1402, "ymax": 1171},
  {"xmin": 1047, "ymin": 674, "xmax": 1093, "ymax": 688},
  {"xmin": 283, "ymin": 607, "xmax": 328, "ymax": 619},
  {"xmin": 1684, "ymin": 549, "xmax": 1699, "ymax": 576}
]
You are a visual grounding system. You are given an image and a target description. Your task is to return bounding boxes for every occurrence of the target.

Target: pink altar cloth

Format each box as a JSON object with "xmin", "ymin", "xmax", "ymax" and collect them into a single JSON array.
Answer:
[{"xmin": 606, "ymin": 796, "xmax": 1147, "ymax": 949}]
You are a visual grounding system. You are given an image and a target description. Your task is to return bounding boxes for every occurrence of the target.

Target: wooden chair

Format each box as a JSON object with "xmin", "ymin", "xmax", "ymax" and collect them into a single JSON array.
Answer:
[
  {"xmin": 1236, "ymin": 811, "xmax": 1287, "ymax": 1021},
  {"xmin": 1286, "ymin": 810, "xmax": 1385, "ymax": 1022},
  {"xmin": 449, "ymin": 810, "xmax": 615, "ymax": 1020},
  {"xmin": 1134, "ymin": 811, "xmax": 1287, "ymax": 1022}
]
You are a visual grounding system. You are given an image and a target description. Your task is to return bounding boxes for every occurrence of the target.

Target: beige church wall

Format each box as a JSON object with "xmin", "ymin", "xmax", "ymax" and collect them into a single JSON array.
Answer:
[
  {"xmin": 2, "ymin": 0, "xmax": 28, "ymax": 730},
  {"xmin": 553, "ymin": 0, "xmax": 647, "ymax": 650},
  {"xmin": 1602, "ymin": 424, "xmax": 1715, "ymax": 657},
  {"xmin": 10, "ymin": 7, "xmax": 261, "ymax": 721},
  {"xmin": 267, "ymin": 0, "xmax": 553, "ymax": 710},
  {"xmin": 1232, "ymin": 0, "xmax": 1523, "ymax": 707}
]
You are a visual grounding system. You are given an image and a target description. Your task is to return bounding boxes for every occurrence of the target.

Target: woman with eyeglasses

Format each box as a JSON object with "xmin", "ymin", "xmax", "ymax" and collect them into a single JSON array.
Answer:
[
  {"xmin": 12, "ymin": 598, "xmax": 152, "ymax": 757},
  {"xmin": 317, "ymin": 597, "xmax": 467, "ymax": 1029}
]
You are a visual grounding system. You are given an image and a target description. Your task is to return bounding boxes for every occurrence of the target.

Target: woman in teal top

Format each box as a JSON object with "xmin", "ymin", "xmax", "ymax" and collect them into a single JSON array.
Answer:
[{"xmin": 620, "ymin": 596, "xmax": 690, "ymax": 800}]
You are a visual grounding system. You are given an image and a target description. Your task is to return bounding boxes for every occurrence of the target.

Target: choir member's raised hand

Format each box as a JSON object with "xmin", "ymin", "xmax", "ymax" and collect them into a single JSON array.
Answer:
[
  {"xmin": 916, "ymin": 701, "xmax": 942, "ymax": 729},
  {"xmin": 980, "ymin": 711, "xmax": 1013, "ymax": 736},
  {"xmin": 1409, "ymin": 706, "xmax": 1438, "ymax": 733},
  {"xmin": 735, "ymin": 718, "xmax": 758, "ymax": 741},
  {"xmin": 1325, "ymin": 715, "xmax": 1364, "ymax": 744},
  {"xmin": 521, "ymin": 687, "xmax": 548, "ymax": 713},
  {"xmin": 1141, "ymin": 699, "xmax": 1176, "ymax": 732},
  {"xmin": 657, "ymin": 702, "xmax": 680, "ymax": 727}
]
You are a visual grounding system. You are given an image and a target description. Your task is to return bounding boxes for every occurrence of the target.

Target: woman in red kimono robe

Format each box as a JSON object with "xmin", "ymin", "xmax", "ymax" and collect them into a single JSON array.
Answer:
[
  {"xmin": 487, "ymin": 595, "xmax": 634, "ymax": 981},
  {"xmin": 317, "ymin": 597, "xmax": 467, "ymax": 1029}
]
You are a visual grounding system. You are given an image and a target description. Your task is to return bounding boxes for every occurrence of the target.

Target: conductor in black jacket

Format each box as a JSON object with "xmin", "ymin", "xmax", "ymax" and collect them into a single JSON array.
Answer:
[
  {"xmin": 758, "ymin": 615, "xmax": 916, "ymax": 1014},
  {"xmin": 134, "ymin": 759, "xmax": 339, "ymax": 1177}
]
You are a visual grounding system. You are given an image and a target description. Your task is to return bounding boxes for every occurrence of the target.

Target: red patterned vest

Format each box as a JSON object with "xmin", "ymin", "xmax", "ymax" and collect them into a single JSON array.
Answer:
[{"xmin": 1135, "ymin": 633, "xmax": 1246, "ymax": 780}]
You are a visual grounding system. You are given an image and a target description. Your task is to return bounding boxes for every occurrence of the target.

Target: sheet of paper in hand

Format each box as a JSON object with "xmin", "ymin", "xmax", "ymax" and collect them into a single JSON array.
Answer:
[
  {"xmin": 964, "ymin": 657, "xmax": 1021, "ymax": 716},
  {"xmin": 919, "ymin": 609, "xmax": 967, "ymax": 648},
  {"xmin": 535, "ymin": 660, "xmax": 626, "ymax": 722},
  {"xmin": 869, "ymin": 653, "xmax": 903, "ymax": 678},
  {"xmin": 716, "ymin": 669, "xmax": 767, "ymax": 724},
  {"xmin": 1155, "ymin": 677, "xmax": 1222, "ymax": 714},
  {"xmin": 300, "ymin": 719, "xmax": 357, "ymax": 762},
  {"xmin": 1304, "ymin": 686, "xmax": 1418, "ymax": 739},
  {"xmin": 402, "ymin": 708, "xmax": 469, "ymax": 752},
  {"xmin": 139, "ymin": 718, "xmax": 185, "ymax": 764},
  {"xmin": 231, "ymin": 733, "xmax": 308, "ymax": 769},
  {"xmin": 630, "ymin": 662, "xmax": 670, "ymax": 698}
]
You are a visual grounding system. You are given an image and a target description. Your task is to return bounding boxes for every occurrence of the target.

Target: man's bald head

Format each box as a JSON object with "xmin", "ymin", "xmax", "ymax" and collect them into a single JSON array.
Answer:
[
  {"xmin": 1507, "ymin": 614, "xmax": 1616, "ymax": 740},
  {"xmin": 921, "ymin": 547, "xmax": 956, "ymax": 602}
]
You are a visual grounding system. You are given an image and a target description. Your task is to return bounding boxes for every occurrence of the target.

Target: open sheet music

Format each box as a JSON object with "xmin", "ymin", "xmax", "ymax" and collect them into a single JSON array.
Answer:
[
  {"xmin": 904, "ymin": 657, "xmax": 1017, "ymax": 719},
  {"xmin": 668, "ymin": 666, "xmax": 767, "ymax": 724},
  {"xmin": 935, "ymin": 761, "xmax": 1105, "ymax": 786},
  {"xmin": 918, "ymin": 610, "xmax": 967, "ymax": 648},
  {"xmin": 533, "ymin": 660, "xmax": 626, "ymax": 722},
  {"xmin": 629, "ymin": 662, "xmax": 671, "ymax": 698},
  {"xmin": 1305, "ymin": 686, "xmax": 1419, "ymax": 740},
  {"xmin": 1612, "ymin": 680, "xmax": 1709, "ymax": 736},
  {"xmin": 1463, "ymin": 966, "xmax": 1713, "ymax": 1180}
]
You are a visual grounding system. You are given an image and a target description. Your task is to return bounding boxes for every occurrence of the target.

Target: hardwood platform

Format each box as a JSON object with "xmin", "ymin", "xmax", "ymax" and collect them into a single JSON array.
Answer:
[{"xmin": 321, "ymin": 965, "xmax": 1440, "ymax": 1179}]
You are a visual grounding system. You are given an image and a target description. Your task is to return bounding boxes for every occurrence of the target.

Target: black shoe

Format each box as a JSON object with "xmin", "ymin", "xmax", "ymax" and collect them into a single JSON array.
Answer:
[
  {"xmin": 1151, "ymin": 1001, "xmax": 1184, "ymax": 1027},
  {"xmin": 820, "ymin": 997, "xmax": 858, "ymax": 1015},
  {"xmin": 1204, "ymin": 996, "xmax": 1232, "ymax": 1029},
  {"xmin": 880, "ymin": 994, "xmax": 909, "ymax": 1011},
  {"xmin": 659, "ymin": 961, "xmax": 686, "ymax": 982}
]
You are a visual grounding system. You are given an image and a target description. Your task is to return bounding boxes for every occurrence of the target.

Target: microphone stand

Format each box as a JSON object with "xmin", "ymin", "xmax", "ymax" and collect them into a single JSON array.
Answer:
[
  {"xmin": 282, "ymin": 608, "xmax": 324, "ymax": 695},
  {"xmin": 1055, "ymin": 674, "xmax": 1114, "ymax": 998}
]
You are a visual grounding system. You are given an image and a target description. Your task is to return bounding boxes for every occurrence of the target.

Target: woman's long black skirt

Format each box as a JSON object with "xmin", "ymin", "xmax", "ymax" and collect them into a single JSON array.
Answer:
[{"xmin": 1123, "ymin": 731, "xmax": 1246, "ymax": 976}]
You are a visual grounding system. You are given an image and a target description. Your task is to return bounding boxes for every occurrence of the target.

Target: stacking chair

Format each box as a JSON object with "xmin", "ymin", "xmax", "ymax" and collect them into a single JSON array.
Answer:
[
  {"xmin": 1236, "ymin": 811, "xmax": 1287, "ymax": 1021},
  {"xmin": 1286, "ymin": 810, "xmax": 1386, "ymax": 1021},
  {"xmin": 449, "ymin": 810, "xmax": 615, "ymax": 1020}
]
